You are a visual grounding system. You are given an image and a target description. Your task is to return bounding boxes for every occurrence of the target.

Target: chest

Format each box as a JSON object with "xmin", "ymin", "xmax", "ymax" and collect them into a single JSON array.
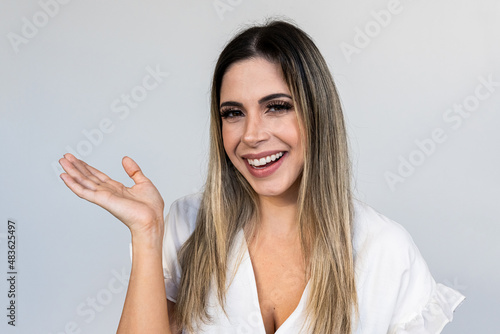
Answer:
[{"xmin": 247, "ymin": 236, "xmax": 308, "ymax": 333}]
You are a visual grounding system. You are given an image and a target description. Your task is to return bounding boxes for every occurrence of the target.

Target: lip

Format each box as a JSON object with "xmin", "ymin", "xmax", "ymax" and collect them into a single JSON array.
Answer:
[
  {"xmin": 243, "ymin": 151, "xmax": 287, "ymax": 178},
  {"xmin": 241, "ymin": 150, "xmax": 285, "ymax": 160}
]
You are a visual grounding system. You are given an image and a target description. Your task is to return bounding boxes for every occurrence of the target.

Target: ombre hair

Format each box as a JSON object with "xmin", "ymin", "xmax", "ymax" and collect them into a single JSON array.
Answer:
[{"xmin": 175, "ymin": 19, "xmax": 357, "ymax": 333}]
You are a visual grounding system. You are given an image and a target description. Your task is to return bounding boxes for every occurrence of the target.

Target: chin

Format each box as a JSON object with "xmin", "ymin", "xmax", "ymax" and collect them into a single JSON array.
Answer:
[
  {"xmin": 254, "ymin": 188, "xmax": 286, "ymax": 197},
  {"xmin": 248, "ymin": 178, "xmax": 300, "ymax": 200}
]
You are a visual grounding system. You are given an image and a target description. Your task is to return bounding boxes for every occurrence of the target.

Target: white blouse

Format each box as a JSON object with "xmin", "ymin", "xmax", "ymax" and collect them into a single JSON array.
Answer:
[{"xmin": 161, "ymin": 193, "xmax": 464, "ymax": 333}]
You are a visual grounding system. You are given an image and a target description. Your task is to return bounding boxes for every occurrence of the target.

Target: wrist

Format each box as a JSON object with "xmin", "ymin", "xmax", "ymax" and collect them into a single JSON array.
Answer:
[{"xmin": 130, "ymin": 224, "xmax": 164, "ymax": 251}]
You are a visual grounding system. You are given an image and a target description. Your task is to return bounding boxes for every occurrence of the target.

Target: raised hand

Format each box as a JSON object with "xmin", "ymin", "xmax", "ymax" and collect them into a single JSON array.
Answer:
[{"xmin": 59, "ymin": 153, "xmax": 165, "ymax": 241}]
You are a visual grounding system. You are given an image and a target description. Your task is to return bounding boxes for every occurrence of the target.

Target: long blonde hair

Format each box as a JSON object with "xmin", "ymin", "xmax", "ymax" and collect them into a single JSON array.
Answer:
[{"xmin": 175, "ymin": 19, "xmax": 357, "ymax": 333}]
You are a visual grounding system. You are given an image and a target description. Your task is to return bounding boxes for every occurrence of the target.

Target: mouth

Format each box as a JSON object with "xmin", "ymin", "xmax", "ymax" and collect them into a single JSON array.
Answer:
[{"xmin": 246, "ymin": 152, "xmax": 285, "ymax": 169}]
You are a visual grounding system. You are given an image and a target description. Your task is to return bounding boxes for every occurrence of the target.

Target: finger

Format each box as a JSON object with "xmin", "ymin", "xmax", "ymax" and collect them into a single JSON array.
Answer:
[
  {"xmin": 59, "ymin": 157, "xmax": 98, "ymax": 191},
  {"xmin": 63, "ymin": 154, "xmax": 102, "ymax": 183},
  {"xmin": 80, "ymin": 160, "xmax": 111, "ymax": 183},
  {"xmin": 122, "ymin": 156, "xmax": 150, "ymax": 185},
  {"xmin": 60, "ymin": 172, "xmax": 96, "ymax": 202}
]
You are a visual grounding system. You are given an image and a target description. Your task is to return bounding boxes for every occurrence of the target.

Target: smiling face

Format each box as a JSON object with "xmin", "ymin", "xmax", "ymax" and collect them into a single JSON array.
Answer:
[{"xmin": 219, "ymin": 57, "xmax": 304, "ymax": 200}]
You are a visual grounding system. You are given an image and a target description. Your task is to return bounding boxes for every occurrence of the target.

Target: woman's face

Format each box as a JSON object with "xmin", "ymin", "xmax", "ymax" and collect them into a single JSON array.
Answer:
[{"xmin": 220, "ymin": 57, "xmax": 304, "ymax": 200}]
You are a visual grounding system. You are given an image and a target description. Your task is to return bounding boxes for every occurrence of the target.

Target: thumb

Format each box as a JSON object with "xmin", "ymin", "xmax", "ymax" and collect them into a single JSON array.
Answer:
[{"xmin": 122, "ymin": 156, "xmax": 149, "ymax": 184}]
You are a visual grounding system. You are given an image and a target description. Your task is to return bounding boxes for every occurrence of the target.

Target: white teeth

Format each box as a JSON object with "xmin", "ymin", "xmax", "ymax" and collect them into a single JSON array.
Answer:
[{"xmin": 247, "ymin": 152, "xmax": 284, "ymax": 167}]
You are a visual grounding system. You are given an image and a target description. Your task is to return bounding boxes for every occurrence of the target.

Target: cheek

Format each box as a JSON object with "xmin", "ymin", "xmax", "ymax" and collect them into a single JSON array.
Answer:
[
  {"xmin": 281, "ymin": 118, "xmax": 303, "ymax": 148},
  {"xmin": 221, "ymin": 125, "xmax": 238, "ymax": 158},
  {"xmin": 287, "ymin": 119, "xmax": 305, "ymax": 164}
]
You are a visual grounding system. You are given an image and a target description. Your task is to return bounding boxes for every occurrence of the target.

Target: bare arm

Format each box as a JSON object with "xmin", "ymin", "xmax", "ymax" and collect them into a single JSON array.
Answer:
[
  {"xmin": 167, "ymin": 300, "xmax": 182, "ymax": 334},
  {"xmin": 117, "ymin": 233, "xmax": 171, "ymax": 333},
  {"xmin": 59, "ymin": 153, "xmax": 176, "ymax": 333}
]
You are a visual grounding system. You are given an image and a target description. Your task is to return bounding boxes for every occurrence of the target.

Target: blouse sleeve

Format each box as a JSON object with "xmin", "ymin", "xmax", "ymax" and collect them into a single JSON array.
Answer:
[
  {"xmin": 387, "ymin": 232, "xmax": 465, "ymax": 334},
  {"xmin": 391, "ymin": 282, "xmax": 465, "ymax": 334},
  {"xmin": 162, "ymin": 193, "xmax": 201, "ymax": 303},
  {"xmin": 352, "ymin": 201, "xmax": 465, "ymax": 334}
]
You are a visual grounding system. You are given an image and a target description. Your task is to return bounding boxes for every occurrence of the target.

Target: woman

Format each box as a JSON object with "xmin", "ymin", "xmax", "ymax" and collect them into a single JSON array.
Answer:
[{"xmin": 59, "ymin": 20, "xmax": 464, "ymax": 333}]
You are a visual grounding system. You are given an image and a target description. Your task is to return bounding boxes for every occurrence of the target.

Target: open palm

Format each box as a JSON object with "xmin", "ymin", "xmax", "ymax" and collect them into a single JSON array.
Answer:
[{"xmin": 59, "ymin": 153, "xmax": 165, "ymax": 236}]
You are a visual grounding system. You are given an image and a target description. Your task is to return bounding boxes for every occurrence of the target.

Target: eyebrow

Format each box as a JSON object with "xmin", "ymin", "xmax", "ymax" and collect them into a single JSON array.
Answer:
[{"xmin": 220, "ymin": 93, "xmax": 293, "ymax": 109}]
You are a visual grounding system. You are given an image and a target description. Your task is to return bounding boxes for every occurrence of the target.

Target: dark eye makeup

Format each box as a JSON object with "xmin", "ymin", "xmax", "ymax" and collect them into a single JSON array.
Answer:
[
  {"xmin": 265, "ymin": 100, "xmax": 293, "ymax": 113},
  {"xmin": 220, "ymin": 99, "xmax": 293, "ymax": 120},
  {"xmin": 220, "ymin": 108, "xmax": 243, "ymax": 119}
]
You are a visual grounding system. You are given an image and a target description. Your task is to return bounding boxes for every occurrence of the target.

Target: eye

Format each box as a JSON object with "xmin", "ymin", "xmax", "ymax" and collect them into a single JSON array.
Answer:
[
  {"xmin": 266, "ymin": 100, "xmax": 293, "ymax": 114},
  {"xmin": 220, "ymin": 108, "xmax": 244, "ymax": 120}
]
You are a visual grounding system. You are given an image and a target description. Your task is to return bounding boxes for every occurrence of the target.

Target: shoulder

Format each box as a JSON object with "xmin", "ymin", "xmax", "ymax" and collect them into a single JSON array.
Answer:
[
  {"xmin": 165, "ymin": 192, "xmax": 203, "ymax": 236},
  {"xmin": 163, "ymin": 192, "xmax": 203, "ymax": 263},
  {"xmin": 351, "ymin": 198, "xmax": 428, "ymax": 294},
  {"xmin": 350, "ymin": 199, "xmax": 466, "ymax": 332},
  {"xmin": 351, "ymin": 198, "xmax": 419, "ymax": 265},
  {"xmin": 168, "ymin": 192, "xmax": 203, "ymax": 219},
  {"xmin": 162, "ymin": 192, "xmax": 203, "ymax": 302},
  {"xmin": 351, "ymin": 199, "xmax": 427, "ymax": 327},
  {"xmin": 170, "ymin": 192, "xmax": 203, "ymax": 214}
]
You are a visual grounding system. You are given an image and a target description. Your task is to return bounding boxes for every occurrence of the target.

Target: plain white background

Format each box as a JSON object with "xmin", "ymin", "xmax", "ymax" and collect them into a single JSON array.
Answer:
[{"xmin": 1, "ymin": 0, "xmax": 498, "ymax": 333}]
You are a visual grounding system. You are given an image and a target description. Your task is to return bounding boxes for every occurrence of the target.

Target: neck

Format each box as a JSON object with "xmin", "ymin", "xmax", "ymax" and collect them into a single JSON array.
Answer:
[{"xmin": 255, "ymin": 181, "xmax": 301, "ymax": 240}]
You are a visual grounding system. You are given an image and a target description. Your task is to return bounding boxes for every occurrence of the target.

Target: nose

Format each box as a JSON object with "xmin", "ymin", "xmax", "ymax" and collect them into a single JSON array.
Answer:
[{"xmin": 241, "ymin": 112, "xmax": 269, "ymax": 147}]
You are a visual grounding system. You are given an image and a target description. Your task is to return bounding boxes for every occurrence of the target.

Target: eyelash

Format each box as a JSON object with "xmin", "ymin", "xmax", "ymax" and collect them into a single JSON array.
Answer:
[
  {"xmin": 266, "ymin": 100, "xmax": 293, "ymax": 114},
  {"xmin": 220, "ymin": 100, "xmax": 293, "ymax": 119},
  {"xmin": 220, "ymin": 108, "xmax": 243, "ymax": 119}
]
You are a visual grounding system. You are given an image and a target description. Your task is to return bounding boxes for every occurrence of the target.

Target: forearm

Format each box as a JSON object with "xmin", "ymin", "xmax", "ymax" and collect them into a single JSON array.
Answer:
[{"xmin": 117, "ymin": 233, "xmax": 171, "ymax": 334}]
